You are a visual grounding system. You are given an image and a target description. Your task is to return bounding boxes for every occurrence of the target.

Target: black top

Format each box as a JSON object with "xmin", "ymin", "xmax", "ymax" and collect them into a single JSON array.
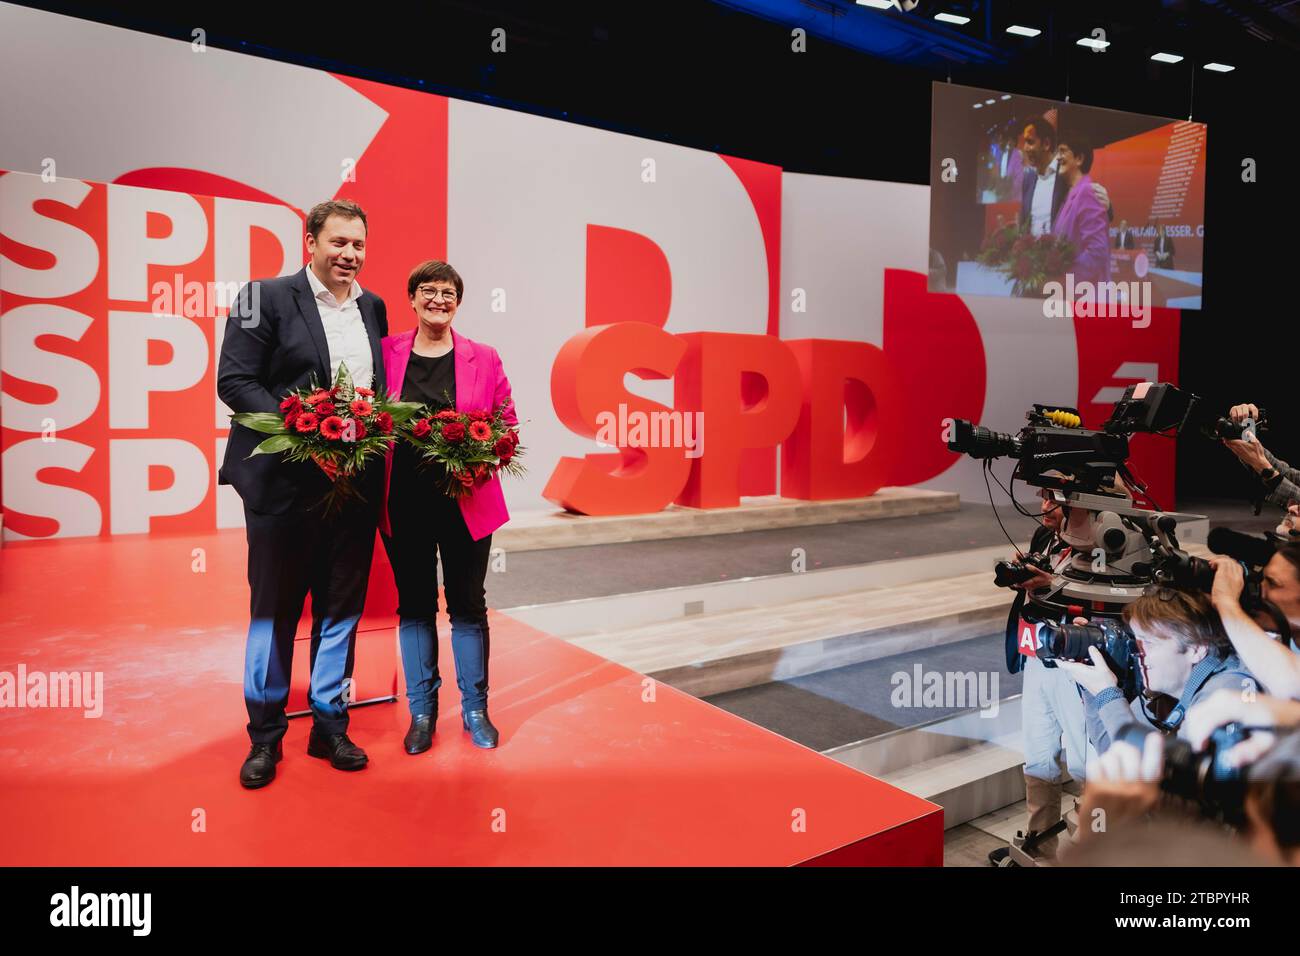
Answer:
[{"xmin": 391, "ymin": 348, "xmax": 457, "ymax": 507}]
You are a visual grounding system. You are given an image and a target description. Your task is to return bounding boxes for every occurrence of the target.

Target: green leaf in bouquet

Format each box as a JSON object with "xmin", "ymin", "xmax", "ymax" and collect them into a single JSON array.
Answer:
[
  {"xmin": 385, "ymin": 401, "xmax": 426, "ymax": 424},
  {"xmin": 231, "ymin": 411, "xmax": 288, "ymax": 434},
  {"xmin": 250, "ymin": 434, "xmax": 299, "ymax": 456},
  {"xmin": 333, "ymin": 361, "xmax": 356, "ymax": 403}
]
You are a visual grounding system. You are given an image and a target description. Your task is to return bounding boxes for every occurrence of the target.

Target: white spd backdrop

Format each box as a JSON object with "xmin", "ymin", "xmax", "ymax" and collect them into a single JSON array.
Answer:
[{"xmin": 0, "ymin": 3, "xmax": 1176, "ymax": 540}]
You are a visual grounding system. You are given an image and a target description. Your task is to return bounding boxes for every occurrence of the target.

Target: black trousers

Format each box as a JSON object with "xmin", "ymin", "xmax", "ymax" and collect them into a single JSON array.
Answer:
[
  {"xmin": 242, "ymin": 482, "xmax": 379, "ymax": 745},
  {"xmin": 381, "ymin": 487, "xmax": 493, "ymax": 711}
]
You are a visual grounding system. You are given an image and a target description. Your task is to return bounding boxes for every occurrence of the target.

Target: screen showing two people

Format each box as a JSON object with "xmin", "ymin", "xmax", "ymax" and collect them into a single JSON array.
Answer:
[{"xmin": 929, "ymin": 82, "xmax": 1206, "ymax": 310}]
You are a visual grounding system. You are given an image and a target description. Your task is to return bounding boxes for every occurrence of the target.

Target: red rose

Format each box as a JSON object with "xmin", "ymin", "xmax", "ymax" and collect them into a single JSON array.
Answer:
[
  {"xmin": 315, "ymin": 401, "xmax": 335, "ymax": 416},
  {"xmin": 304, "ymin": 390, "xmax": 329, "ymax": 406},
  {"xmin": 345, "ymin": 418, "xmax": 367, "ymax": 441},
  {"xmin": 279, "ymin": 395, "xmax": 302, "ymax": 415},
  {"xmin": 319, "ymin": 416, "xmax": 345, "ymax": 440},
  {"xmin": 441, "ymin": 421, "xmax": 466, "ymax": 442},
  {"xmin": 468, "ymin": 420, "xmax": 492, "ymax": 441},
  {"xmin": 350, "ymin": 399, "xmax": 373, "ymax": 417},
  {"xmin": 294, "ymin": 412, "xmax": 319, "ymax": 433},
  {"xmin": 376, "ymin": 412, "xmax": 394, "ymax": 434},
  {"xmin": 412, "ymin": 418, "xmax": 432, "ymax": 438},
  {"xmin": 434, "ymin": 409, "xmax": 460, "ymax": 422},
  {"xmin": 493, "ymin": 437, "xmax": 514, "ymax": 458},
  {"xmin": 356, "ymin": 387, "xmax": 374, "ymax": 397}
]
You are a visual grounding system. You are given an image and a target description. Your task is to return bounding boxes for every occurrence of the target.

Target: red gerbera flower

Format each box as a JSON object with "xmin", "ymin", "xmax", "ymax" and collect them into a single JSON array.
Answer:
[
  {"xmin": 434, "ymin": 409, "xmax": 461, "ymax": 422},
  {"xmin": 467, "ymin": 410, "xmax": 490, "ymax": 423},
  {"xmin": 349, "ymin": 399, "xmax": 373, "ymax": 417},
  {"xmin": 279, "ymin": 395, "xmax": 302, "ymax": 415},
  {"xmin": 304, "ymin": 390, "xmax": 329, "ymax": 406},
  {"xmin": 294, "ymin": 412, "xmax": 319, "ymax": 433},
  {"xmin": 356, "ymin": 387, "xmax": 375, "ymax": 397},
  {"xmin": 319, "ymin": 416, "xmax": 345, "ymax": 439},
  {"xmin": 468, "ymin": 420, "xmax": 492, "ymax": 441},
  {"xmin": 315, "ymin": 401, "xmax": 335, "ymax": 416}
]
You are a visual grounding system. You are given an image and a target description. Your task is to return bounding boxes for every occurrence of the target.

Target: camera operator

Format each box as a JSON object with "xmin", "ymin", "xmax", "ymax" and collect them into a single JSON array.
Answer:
[
  {"xmin": 1055, "ymin": 588, "xmax": 1258, "ymax": 754},
  {"xmin": 1221, "ymin": 402, "xmax": 1300, "ymax": 511},
  {"xmin": 989, "ymin": 484, "xmax": 1089, "ymax": 864},
  {"xmin": 1210, "ymin": 543, "xmax": 1300, "ymax": 699}
]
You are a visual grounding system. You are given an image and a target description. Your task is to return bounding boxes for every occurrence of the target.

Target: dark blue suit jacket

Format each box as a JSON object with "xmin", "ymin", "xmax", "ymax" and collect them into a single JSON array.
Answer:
[{"xmin": 217, "ymin": 268, "xmax": 389, "ymax": 514}]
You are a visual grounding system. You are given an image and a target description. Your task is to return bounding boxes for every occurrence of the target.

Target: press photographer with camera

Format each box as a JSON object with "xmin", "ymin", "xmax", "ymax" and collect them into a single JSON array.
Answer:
[
  {"xmin": 1054, "ymin": 588, "xmax": 1258, "ymax": 753},
  {"xmin": 990, "ymin": 481, "xmax": 1090, "ymax": 863},
  {"xmin": 1209, "ymin": 546, "xmax": 1300, "ymax": 698},
  {"xmin": 1219, "ymin": 402, "xmax": 1300, "ymax": 511}
]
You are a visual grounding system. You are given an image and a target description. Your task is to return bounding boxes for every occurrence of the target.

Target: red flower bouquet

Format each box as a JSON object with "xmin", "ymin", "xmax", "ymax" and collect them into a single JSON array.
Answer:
[
  {"xmin": 976, "ymin": 224, "xmax": 1076, "ymax": 297},
  {"xmin": 402, "ymin": 397, "xmax": 524, "ymax": 498},
  {"xmin": 231, "ymin": 362, "xmax": 423, "ymax": 512}
]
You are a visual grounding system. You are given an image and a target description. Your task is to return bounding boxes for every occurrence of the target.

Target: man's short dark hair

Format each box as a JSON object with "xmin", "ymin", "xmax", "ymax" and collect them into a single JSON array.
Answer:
[
  {"xmin": 306, "ymin": 200, "xmax": 368, "ymax": 238},
  {"xmin": 1024, "ymin": 116, "xmax": 1057, "ymax": 148},
  {"xmin": 1058, "ymin": 129, "xmax": 1095, "ymax": 174},
  {"xmin": 407, "ymin": 260, "xmax": 464, "ymax": 301}
]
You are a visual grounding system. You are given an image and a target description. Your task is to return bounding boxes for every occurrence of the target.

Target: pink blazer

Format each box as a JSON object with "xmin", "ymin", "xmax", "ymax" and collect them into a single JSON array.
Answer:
[{"xmin": 380, "ymin": 327, "xmax": 517, "ymax": 542}]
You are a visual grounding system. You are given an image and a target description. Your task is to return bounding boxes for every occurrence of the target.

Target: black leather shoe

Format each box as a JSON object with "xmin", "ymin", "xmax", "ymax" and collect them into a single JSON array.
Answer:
[
  {"xmin": 306, "ymin": 730, "xmax": 369, "ymax": 770},
  {"xmin": 404, "ymin": 714, "xmax": 435, "ymax": 754},
  {"xmin": 240, "ymin": 741, "xmax": 282, "ymax": 789},
  {"xmin": 462, "ymin": 710, "xmax": 499, "ymax": 749}
]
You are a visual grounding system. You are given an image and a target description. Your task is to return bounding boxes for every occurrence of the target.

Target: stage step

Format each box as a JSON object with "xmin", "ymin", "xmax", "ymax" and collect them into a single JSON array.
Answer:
[
  {"xmin": 539, "ymin": 563, "xmax": 1012, "ymax": 698},
  {"xmin": 826, "ymin": 697, "xmax": 1027, "ymax": 830},
  {"xmin": 494, "ymin": 487, "xmax": 959, "ymax": 552}
]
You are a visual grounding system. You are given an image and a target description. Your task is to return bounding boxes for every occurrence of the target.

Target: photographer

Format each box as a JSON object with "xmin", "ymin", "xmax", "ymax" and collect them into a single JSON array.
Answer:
[
  {"xmin": 1221, "ymin": 402, "xmax": 1300, "ymax": 511},
  {"xmin": 990, "ymin": 484, "xmax": 1089, "ymax": 863},
  {"xmin": 1067, "ymin": 692, "xmax": 1300, "ymax": 864},
  {"xmin": 1055, "ymin": 588, "xmax": 1258, "ymax": 754},
  {"xmin": 1210, "ymin": 543, "xmax": 1300, "ymax": 699}
]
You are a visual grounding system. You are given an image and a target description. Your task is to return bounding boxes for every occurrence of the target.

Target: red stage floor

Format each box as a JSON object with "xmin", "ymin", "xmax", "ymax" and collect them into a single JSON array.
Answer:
[{"xmin": 0, "ymin": 529, "xmax": 942, "ymax": 866}]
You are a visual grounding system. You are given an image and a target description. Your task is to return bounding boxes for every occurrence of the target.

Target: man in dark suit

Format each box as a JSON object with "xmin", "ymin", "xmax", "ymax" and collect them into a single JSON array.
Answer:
[
  {"xmin": 1153, "ymin": 223, "xmax": 1176, "ymax": 269},
  {"xmin": 218, "ymin": 200, "xmax": 388, "ymax": 789},
  {"xmin": 1113, "ymin": 219, "xmax": 1136, "ymax": 250}
]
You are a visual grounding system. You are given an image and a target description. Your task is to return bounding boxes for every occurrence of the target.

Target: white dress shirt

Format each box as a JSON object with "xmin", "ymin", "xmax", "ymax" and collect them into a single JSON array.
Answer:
[
  {"xmin": 304, "ymin": 265, "xmax": 373, "ymax": 389},
  {"xmin": 1029, "ymin": 157, "xmax": 1058, "ymax": 237}
]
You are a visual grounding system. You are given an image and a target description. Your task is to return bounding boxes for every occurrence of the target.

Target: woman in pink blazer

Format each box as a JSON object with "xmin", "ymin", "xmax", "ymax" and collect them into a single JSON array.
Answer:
[{"xmin": 379, "ymin": 260, "xmax": 517, "ymax": 754}]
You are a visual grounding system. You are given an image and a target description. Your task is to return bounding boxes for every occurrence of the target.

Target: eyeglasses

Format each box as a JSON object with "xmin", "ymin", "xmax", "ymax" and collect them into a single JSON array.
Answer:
[{"xmin": 417, "ymin": 287, "xmax": 458, "ymax": 302}]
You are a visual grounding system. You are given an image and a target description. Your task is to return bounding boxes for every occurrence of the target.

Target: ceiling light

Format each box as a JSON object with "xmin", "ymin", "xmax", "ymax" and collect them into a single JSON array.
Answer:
[
  {"xmin": 1151, "ymin": 52, "xmax": 1184, "ymax": 63},
  {"xmin": 1006, "ymin": 25, "xmax": 1042, "ymax": 37},
  {"xmin": 935, "ymin": 13, "xmax": 971, "ymax": 25},
  {"xmin": 1203, "ymin": 62, "xmax": 1235, "ymax": 72},
  {"xmin": 855, "ymin": 1, "xmax": 895, "ymax": 8},
  {"xmin": 1077, "ymin": 36, "xmax": 1111, "ymax": 51}
]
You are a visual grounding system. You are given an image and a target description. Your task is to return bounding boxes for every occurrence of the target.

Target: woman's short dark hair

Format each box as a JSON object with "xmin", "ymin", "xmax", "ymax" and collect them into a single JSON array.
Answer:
[
  {"xmin": 1058, "ymin": 130, "xmax": 1095, "ymax": 174},
  {"xmin": 407, "ymin": 260, "xmax": 464, "ymax": 301}
]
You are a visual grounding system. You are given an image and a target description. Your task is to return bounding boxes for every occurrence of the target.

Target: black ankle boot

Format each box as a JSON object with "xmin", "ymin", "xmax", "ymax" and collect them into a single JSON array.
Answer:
[
  {"xmin": 404, "ymin": 714, "xmax": 435, "ymax": 754},
  {"xmin": 462, "ymin": 709, "xmax": 499, "ymax": 749}
]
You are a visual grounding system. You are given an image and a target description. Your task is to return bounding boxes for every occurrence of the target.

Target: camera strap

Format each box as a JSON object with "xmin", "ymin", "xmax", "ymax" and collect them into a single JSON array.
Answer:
[{"xmin": 1156, "ymin": 653, "xmax": 1232, "ymax": 732}]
